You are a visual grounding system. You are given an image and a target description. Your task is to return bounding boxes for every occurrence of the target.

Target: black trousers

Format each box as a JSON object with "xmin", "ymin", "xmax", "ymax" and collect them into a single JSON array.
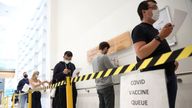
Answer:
[
  {"xmin": 32, "ymin": 91, "xmax": 41, "ymax": 108},
  {"xmin": 97, "ymin": 86, "xmax": 115, "ymax": 108},
  {"xmin": 167, "ymin": 75, "xmax": 178, "ymax": 108},
  {"xmin": 53, "ymin": 86, "xmax": 77, "ymax": 108}
]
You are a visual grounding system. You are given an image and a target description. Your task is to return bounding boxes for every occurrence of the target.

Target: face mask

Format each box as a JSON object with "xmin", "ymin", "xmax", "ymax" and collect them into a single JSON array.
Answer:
[
  {"xmin": 24, "ymin": 74, "xmax": 28, "ymax": 78},
  {"xmin": 152, "ymin": 9, "xmax": 160, "ymax": 21},
  {"xmin": 64, "ymin": 60, "xmax": 70, "ymax": 64},
  {"xmin": 36, "ymin": 74, "xmax": 39, "ymax": 78}
]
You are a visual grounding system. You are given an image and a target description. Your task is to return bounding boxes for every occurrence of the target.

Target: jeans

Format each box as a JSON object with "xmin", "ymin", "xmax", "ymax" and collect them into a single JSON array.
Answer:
[
  {"xmin": 167, "ymin": 75, "xmax": 178, "ymax": 108},
  {"xmin": 20, "ymin": 94, "xmax": 28, "ymax": 108},
  {"xmin": 97, "ymin": 86, "xmax": 115, "ymax": 108}
]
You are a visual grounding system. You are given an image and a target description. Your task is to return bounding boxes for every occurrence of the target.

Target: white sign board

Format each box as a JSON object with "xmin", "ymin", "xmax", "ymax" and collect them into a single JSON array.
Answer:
[{"xmin": 120, "ymin": 69, "xmax": 169, "ymax": 108}]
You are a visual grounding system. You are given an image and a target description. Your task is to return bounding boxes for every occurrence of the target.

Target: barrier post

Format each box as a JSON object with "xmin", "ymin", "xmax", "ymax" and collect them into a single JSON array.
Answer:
[
  {"xmin": 2, "ymin": 97, "xmax": 7, "ymax": 108},
  {"xmin": 28, "ymin": 90, "xmax": 32, "ymax": 108},
  {"xmin": 6, "ymin": 96, "xmax": 8, "ymax": 108},
  {"xmin": 12, "ymin": 94, "xmax": 15, "ymax": 108},
  {"xmin": 66, "ymin": 76, "xmax": 73, "ymax": 108},
  {"xmin": 2, "ymin": 97, "xmax": 5, "ymax": 108}
]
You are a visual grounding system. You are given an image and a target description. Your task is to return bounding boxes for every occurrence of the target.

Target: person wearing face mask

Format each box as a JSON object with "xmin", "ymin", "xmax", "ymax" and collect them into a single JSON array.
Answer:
[
  {"xmin": 29, "ymin": 71, "xmax": 49, "ymax": 108},
  {"xmin": 17, "ymin": 72, "xmax": 29, "ymax": 108},
  {"xmin": 52, "ymin": 51, "xmax": 79, "ymax": 108},
  {"xmin": 131, "ymin": 0, "xmax": 178, "ymax": 108}
]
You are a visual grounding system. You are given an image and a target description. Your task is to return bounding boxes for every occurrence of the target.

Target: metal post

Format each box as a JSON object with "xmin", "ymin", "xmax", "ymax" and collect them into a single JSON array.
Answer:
[
  {"xmin": 2, "ymin": 97, "xmax": 5, "ymax": 108},
  {"xmin": 12, "ymin": 94, "xmax": 15, "ymax": 108},
  {"xmin": 28, "ymin": 90, "xmax": 32, "ymax": 108},
  {"xmin": 6, "ymin": 96, "xmax": 8, "ymax": 108},
  {"xmin": 66, "ymin": 76, "xmax": 73, "ymax": 108}
]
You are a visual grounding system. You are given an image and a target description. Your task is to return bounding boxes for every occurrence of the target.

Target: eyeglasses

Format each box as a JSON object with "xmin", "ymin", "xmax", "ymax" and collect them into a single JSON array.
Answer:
[{"xmin": 148, "ymin": 6, "xmax": 158, "ymax": 10}]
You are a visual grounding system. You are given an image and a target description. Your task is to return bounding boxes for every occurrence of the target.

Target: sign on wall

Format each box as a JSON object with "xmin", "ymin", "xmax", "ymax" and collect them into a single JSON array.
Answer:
[{"xmin": 120, "ymin": 70, "xmax": 169, "ymax": 108}]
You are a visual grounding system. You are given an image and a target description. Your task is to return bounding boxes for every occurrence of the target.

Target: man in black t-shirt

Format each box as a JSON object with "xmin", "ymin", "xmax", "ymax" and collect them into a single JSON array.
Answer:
[{"xmin": 131, "ymin": 0, "xmax": 178, "ymax": 108}]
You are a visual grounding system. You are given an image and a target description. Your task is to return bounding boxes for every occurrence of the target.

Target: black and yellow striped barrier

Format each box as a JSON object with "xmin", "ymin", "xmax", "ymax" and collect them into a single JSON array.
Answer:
[
  {"xmin": 32, "ymin": 80, "xmax": 66, "ymax": 92},
  {"xmin": 10, "ymin": 80, "xmax": 66, "ymax": 108},
  {"xmin": 9, "ymin": 44, "xmax": 192, "ymax": 108},
  {"xmin": 71, "ymin": 44, "xmax": 192, "ymax": 83},
  {"xmin": 12, "ymin": 44, "xmax": 192, "ymax": 93},
  {"xmin": 31, "ymin": 44, "xmax": 192, "ymax": 89}
]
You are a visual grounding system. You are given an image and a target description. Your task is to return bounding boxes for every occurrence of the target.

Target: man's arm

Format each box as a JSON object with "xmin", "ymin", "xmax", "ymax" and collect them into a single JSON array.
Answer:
[
  {"xmin": 53, "ymin": 63, "xmax": 67, "ymax": 81},
  {"xmin": 134, "ymin": 40, "xmax": 161, "ymax": 59},
  {"xmin": 17, "ymin": 80, "xmax": 22, "ymax": 91},
  {"xmin": 103, "ymin": 56, "xmax": 115, "ymax": 69},
  {"xmin": 134, "ymin": 23, "xmax": 174, "ymax": 59}
]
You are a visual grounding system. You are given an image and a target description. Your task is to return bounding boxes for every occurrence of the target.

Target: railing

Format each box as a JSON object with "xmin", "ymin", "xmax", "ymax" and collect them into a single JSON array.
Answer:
[
  {"xmin": 76, "ymin": 71, "xmax": 192, "ymax": 91},
  {"xmin": 176, "ymin": 71, "xmax": 192, "ymax": 76},
  {"xmin": 0, "ymin": 72, "xmax": 191, "ymax": 108}
]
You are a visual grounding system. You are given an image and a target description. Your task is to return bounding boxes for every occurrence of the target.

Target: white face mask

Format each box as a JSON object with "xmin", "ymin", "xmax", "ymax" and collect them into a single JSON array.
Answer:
[
  {"xmin": 36, "ymin": 74, "xmax": 39, "ymax": 78},
  {"xmin": 152, "ymin": 9, "xmax": 160, "ymax": 21},
  {"xmin": 64, "ymin": 60, "xmax": 70, "ymax": 64}
]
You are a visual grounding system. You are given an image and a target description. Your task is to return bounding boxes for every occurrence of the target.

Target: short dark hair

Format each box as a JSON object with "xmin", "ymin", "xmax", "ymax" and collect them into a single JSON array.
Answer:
[
  {"xmin": 137, "ymin": 0, "xmax": 157, "ymax": 20},
  {"xmin": 99, "ymin": 41, "xmax": 110, "ymax": 50},
  {"xmin": 64, "ymin": 51, "xmax": 73, "ymax": 57}
]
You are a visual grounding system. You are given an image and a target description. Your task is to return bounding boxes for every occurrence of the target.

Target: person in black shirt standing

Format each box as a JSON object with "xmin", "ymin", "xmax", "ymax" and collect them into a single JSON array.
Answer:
[
  {"xmin": 131, "ymin": 0, "xmax": 178, "ymax": 108},
  {"xmin": 17, "ymin": 72, "xmax": 29, "ymax": 108},
  {"xmin": 52, "ymin": 51, "xmax": 78, "ymax": 108}
]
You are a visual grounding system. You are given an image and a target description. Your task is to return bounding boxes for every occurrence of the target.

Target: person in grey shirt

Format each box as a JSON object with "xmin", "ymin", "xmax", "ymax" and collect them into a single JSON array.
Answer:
[{"xmin": 92, "ymin": 41, "xmax": 115, "ymax": 108}]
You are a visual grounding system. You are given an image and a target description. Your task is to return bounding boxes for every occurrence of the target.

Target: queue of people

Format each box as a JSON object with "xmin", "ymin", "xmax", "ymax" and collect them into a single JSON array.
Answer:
[
  {"xmin": 15, "ymin": 0, "xmax": 179, "ymax": 108},
  {"xmin": 16, "ymin": 51, "xmax": 79, "ymax": 108},
  {"xmin": 16, "ymin": 71, "xmax": 49, "ymax": 108}
]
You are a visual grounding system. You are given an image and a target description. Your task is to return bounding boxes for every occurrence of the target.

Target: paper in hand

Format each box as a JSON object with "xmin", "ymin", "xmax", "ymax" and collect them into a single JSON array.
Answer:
[
  {"xmin": 72, "ymin": 68, "xmax": 81, "ymax": 78},
  {"xmin": 172, "ymin": 9, "xmax": 188, "ymax": 36},
  {"xmin": 22, "ymin": 84, "xmax": 30, "ymax": 92}
]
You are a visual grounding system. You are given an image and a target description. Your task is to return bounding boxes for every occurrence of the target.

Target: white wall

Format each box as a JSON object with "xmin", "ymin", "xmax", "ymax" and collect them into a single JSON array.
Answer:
[{"xmin": 50, "ymin": 0, "xmax": 192, "ymax": 108}]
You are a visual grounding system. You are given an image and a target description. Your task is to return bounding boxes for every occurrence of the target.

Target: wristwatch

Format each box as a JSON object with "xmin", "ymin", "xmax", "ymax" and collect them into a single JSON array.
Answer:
[{"xmin": 154, "ymin": 35, "xmax": 162, "ymax": 43}]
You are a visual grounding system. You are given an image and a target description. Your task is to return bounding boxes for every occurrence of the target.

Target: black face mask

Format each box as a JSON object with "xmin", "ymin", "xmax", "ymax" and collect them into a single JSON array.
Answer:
[{"xmin": 24, "ymin": 74, "xmax": 28, "ymax": 78}]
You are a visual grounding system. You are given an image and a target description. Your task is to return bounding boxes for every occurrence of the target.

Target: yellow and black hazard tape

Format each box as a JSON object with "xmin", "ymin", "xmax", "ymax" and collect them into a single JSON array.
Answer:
[
  {"xmin": 20, "ymin": 44, "xmax": 192, "ymax": 92},
  {"xmin": 7, "ymin": 81, "xmax": 66, "ymax": 97},
  {"xmin": 32, "ymin": 80, "xmax": 66, "ymax": 92},
  {"xmin": 71, "ymin": 44, "xmax": 192, "ymax": 83}
]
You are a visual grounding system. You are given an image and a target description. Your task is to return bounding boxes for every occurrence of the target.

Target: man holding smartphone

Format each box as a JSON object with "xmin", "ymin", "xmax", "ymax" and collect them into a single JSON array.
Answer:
[{"xmin": 52, "ymin": 51, "xmax": 78, "ymax": 108}]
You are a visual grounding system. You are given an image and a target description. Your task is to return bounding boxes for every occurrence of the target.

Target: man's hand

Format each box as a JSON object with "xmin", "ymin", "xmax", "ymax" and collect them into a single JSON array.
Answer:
[
  {"xmin": 63, "ymin": 68, "xmax": 70, "ymax": 74},
  {"xmin": 76, "ymin": 72, "xmax": 80, "ymax": 76},
  {"xmin": 174, "ymin": 61, "xmax": 179, "ymax": 71},
  {"xmin": 159, "ymin": 23, "xmax": 174, "ymax": 40},
  {"xmin": 112, "ymin": 58, "xmax": 119, "ymax": 67}
]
